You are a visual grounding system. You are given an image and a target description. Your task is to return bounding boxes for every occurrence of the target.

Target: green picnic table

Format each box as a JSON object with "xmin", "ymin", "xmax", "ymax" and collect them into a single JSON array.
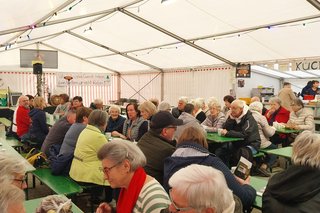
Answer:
[
  {"xmin": 24, "ymin": 195, "xmax": 84, "ymax": 213},
  {"xmin": 250, "ymin": 176, "xmax": 268, "ymax": 210},
  {"xmin": 263, "ymin": 146, "xmax": 292, "ymax": 159},
  {"xmin": 206, "ymin": 133, "xmax": 243, "ymax": 143},
  {"xmin": 275, "ymin": 128, "xmax": 301, "ymax": 134}
]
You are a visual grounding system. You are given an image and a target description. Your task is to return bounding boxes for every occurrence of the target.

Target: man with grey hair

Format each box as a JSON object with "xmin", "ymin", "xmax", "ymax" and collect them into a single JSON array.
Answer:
[
  {"xmin": 167, "ymin": 164, "xmax": 235, "ymax": 213},
  {"xmin": 171, "ymin": 96, "xmax": 188, "ymax": 118},
  {"xmin": 263, "ymin": 131, "xmax": 320, "ymax": 212},
  {"xmin": 14, "ymin": 95, "xmax": 31, "ymax": 139},
  {"xmin": 90, "ymin": 99, "xmax": 104, "ymax": 110},
  {"xmin": 219, "ymin": 100, "xmax": 261, "ymax": 166}
]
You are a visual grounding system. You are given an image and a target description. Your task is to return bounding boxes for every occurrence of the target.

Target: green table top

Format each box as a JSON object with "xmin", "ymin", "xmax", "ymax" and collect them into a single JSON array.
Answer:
[
  {"xmin": 0, "ymin": 138, "xmax": 35, "ymax": 172},
  {"xmin": 24, "ymin": 195, "xmax": 84, "ymax": 213},
  {"xmin": 250, "ymin": 176, "xmax": 268, "ymax": 209},
  {"xmin": 32, "ymin": 168, "xmax": 83, "ymax": 196},
  {"xmin": 206, "ymin": 133, "xmax": 243, "ymax": 143},
  {"xmin": 275, "ymin": 128, "xmax": 300, "ymax": 134},
  {"xmin": 0, "ymin": 117, "xmax": 11, "ymax": 127},
  {"xmin": 264, "ymin": 147, "xmax": 292, "ymax": 158}
]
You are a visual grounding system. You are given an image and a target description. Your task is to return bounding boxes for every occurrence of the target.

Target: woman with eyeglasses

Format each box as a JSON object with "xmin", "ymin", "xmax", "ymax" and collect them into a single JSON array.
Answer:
[
  {"xmin": 0, "ymin": 153, "xmax": 27, "ymax": 190},
  {"xmin": 96, "ymin": 140, "xmax": 170, "ymax": 213}
]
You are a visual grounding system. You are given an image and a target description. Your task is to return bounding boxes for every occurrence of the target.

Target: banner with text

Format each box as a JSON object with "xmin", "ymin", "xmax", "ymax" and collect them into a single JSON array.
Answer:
[
  {"xmin": 292, "ymin": 59, "xmax": 320, "ymax": 71},
  {"xmin": 56, "ymin": 73, "xmax": 111, "ymax": 87}
]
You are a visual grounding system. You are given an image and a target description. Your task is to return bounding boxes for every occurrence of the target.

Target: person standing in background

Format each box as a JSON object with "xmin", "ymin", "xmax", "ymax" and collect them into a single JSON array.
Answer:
[{"xmin": 278, "ymin": 82, "xmax": 296, "ymax": 111}]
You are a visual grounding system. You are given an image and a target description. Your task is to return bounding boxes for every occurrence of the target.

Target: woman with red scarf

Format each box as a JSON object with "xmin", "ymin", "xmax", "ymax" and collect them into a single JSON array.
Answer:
[{"xmin": 96, "ymin": 140, "xmax": 170, "ymax": 213}]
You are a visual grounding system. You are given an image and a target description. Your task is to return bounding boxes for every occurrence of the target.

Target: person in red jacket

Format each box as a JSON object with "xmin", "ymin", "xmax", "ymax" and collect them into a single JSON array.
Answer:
[
  {"xmin": 16, "ymin": 95, "xmax": 31, "ymax": 138},
  {"xmin": 265, "ymin": 97, "xmax": 290, "ymax": 145}
]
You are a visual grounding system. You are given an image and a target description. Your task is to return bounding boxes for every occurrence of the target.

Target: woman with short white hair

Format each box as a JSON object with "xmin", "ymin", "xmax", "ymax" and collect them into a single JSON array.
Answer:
[
  {"xmin": 168, "ymin": 164, "xmax": 235, "ymax": 213},
  {"xmin": 96, "ymin": 140, "xmax": 170, "ymax": 213},
  {"xmin": 249, "ymin": 102, "xmax": 277, "ymax": 175},
  {"xmin": 0, "ymin": 153, "xmax": 27, "ymax": 190},
  {"xmin": 263, "ymin": 131, "xmax": 320, "ymax": 212},
  {"xmin": 192, "ymin": 98, "xmax": 206, "ymax": 123},
  {"xmin": 201, "ymin": 98, "xmax": 226, "ymax": 132},
  {"xmin": 106, "ymin": 105, "xmax": 126, "ymax": 133},
  {"xmin": 0, "ymin": 184, "xmax": 26, "ymax": 213}
]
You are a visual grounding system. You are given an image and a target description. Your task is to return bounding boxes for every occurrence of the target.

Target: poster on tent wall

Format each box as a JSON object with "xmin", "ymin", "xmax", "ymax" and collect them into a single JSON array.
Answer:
[{"xmin": 56, "ymin": 73, "xmax": 111, "ymax": 87}]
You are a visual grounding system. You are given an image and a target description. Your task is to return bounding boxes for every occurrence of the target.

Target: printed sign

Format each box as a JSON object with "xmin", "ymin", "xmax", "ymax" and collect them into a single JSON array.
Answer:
[{"xmin": 56, "ymin": 73, "xmax": 111, "ymax": 87}]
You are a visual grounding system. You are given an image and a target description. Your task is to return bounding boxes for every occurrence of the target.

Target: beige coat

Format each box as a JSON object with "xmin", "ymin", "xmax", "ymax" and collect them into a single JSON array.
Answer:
[
  {"xmin": 278, "ymin": 88, "xmax": 296, "ymax": 111},
  {"xmin": 289, "ymin": 108, "xmax": 314, "ymax": 132}
]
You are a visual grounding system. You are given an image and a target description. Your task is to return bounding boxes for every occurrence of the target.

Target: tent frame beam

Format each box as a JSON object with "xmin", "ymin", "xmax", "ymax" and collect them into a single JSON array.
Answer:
[
  {"xmin": 119, "ymin": 8, "xmax": 236, "ymax": 67},
  {"xmin": 67, "ymin": 31, "xmax": 164, "ymax": 72},
  {"xmin": 40, "ymin": 42, "xmax": 120, "ymax": 74}
]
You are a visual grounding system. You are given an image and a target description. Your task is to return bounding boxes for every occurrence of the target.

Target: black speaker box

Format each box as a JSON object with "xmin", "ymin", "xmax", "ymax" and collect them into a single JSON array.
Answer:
[{"xmin": 33, "ymin": 63, "xmax": 43, "ymax": 74}]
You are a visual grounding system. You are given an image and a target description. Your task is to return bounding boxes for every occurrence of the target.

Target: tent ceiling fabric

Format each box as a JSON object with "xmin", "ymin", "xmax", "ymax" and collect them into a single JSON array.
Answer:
[{"xmin": 0, "ymin": 0, "xmax": 320, "ymax": 75}]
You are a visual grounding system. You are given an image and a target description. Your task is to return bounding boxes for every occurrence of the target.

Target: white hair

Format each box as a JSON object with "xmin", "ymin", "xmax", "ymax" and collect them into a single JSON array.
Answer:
[
  {"xmin": 0, "ymin": 153, "xmax": 26, "ymax": 185},
  {"xmin": 0, "ymin": 184, "xmax": 25, "ymax": 212},
  {"xmin": 249, "ymin": 101, "xmax": 263, "ymax": 113},
  {"xmin": 94, "ymin": 99, "xmax": 103, "ymax": 105},
  {"xmin": 269, "ymin": 97, "xmax": 282, "ymax": 105},
  {"xmin": 169, "ymin": 164, "xmax": 234, "ymax": 213},
  {"xmin": 98, "ymin": 140, "xmax": 146, "ymax": 172},
  {"xmin": 231, "ymin": 99, "xmax": 245, "ymax": 108},
  {"xmin": 108, "ymin": 105, "xmax": 121, "ymax": 114},
  {"xmin": 191, "ymin": 99, "xmax": 202, "ymax": 109},
  {"xmin": 36, "ymin": 195, "xmax": 72, "ymax": 213},
  {"xmin": 178, "ymin": 96, "xmax": 189, "ymax": 104},
  {"xmin": 158, "ymin": 101, "xmax": 171, "ymax": 111},
  {"xmin": 207, "ymin": 98, "xmax": 221, "ymax": 111},
  {"xmin": 292, "ymin": 131, "xmax": 320, "ymax": 169}
]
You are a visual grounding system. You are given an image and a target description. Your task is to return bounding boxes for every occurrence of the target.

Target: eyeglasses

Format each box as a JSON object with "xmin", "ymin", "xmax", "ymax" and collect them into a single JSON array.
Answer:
[
  {"xmin": 100, "ymin": 161, "xmax": 122, "ymax": 175},
  {"xmin": 169, "ymin": 189, "xmax": 194, "ymax": 212},
  {"xmin": 13, "ymin": 175, "xmax": 27, "ymax": 187}
]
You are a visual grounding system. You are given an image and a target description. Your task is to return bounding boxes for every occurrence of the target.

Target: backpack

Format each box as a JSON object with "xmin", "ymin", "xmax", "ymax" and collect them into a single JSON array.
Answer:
[{"xmin": 25, "ymin": 148, "xmax": 47, "ymax": 168}]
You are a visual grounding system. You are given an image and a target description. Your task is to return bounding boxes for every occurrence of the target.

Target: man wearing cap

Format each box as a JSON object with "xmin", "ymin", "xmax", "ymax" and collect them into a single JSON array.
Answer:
[{"xmin": 137, "ymin": 111, "xmax": 183, "ymax": 185}]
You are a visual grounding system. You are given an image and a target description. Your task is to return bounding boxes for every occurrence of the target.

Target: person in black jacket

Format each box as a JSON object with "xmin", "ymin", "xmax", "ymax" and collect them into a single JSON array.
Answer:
[
  {"xmin": 217, "ymin": 100, "xmax": 261, "ymax": 166},
  {"xmin": 263, "ymin": 131, "xmax": 320, "ymax": 212},
  {"xmin": 171, "ymin": 96, "xmax": 188, "ymax": 118}
]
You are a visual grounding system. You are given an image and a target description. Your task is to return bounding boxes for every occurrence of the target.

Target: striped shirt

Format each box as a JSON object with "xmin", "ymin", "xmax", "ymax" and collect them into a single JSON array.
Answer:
[{"xmin": 133, "ymin": 178, "xmax": 170, "ymax": 213}]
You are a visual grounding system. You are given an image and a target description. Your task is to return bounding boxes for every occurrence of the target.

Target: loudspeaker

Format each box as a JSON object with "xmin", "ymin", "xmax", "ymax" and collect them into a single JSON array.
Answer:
[{"xmin": 33, "ymin": 63, "xmax": 43, "ymax": 74}]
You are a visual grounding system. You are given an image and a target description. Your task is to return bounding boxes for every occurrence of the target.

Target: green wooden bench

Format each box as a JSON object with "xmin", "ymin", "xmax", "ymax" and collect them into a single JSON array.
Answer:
[
  {"xmin": 5, "ymin": 137, "xmax": 23, "ymax": 153},
  {"xmin": 0, "ymin": 117, "xmax": 12, "ymax": 127},
  {"xmin": 32, "ymin": 168, "xmax": 83, "ymax": 196}
]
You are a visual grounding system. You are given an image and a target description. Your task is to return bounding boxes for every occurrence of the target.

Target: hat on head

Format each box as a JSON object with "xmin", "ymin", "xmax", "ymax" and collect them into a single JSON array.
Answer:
[{"xmin": 150, "ymin": 111, "xmax": 183, "ymax": 129}]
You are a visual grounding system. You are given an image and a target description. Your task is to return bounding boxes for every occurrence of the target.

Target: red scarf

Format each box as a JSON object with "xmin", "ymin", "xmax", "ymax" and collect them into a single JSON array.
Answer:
[{"xmin": 117, "ymin": 167, "xmax": 147, "ymax": 213}]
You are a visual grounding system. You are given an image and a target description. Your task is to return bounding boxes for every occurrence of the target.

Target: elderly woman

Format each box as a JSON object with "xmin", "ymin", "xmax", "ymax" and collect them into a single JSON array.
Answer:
[
  {"xmin": 69, "ymin": 110, "xmax": 112, "ymax": 203},
  {"xmin": 191, "ymin": 98, "xmax": 206, "ymax": 123},
  {"xmin": 0, "ymin": 153, "xmax": 27, "ymax": 190},
  {"xmin": 106, "ymin": 105, "xmax": 126, "ymax": 133},
  {"xmin": 249, "ymin": 102, "xmax": 277, "ymax": 175},
  {"xmin": 265, "ymin": 97, "xmax": 290, "ymax": 145},
  {"xmin": 53, "ymin": 93, "xmax": 70, "ymax": 116},
  {"xmin": 164, "ymin": 126, "xmax": 256, "ymax": 211},
  {"xmin": 96, "ymin": 140, "xmax": 170, "ymax": 213},
  {"xmin": 0, "ymin": 185, "xmax": 26, "ymax": 213},
  {"xmin": 201, "ymin": 98, "xmax": 226, "ymax": 132},
  {"xmin": 21, "ymin": 96, "xmax": 49, "ymax": 147},
  {"xmin": 138, "ymin": 100, "xmax": 157, "ymax": 121},
  {"xmin": 263, "ymin": 131, "xmax": 320, "ymax": 212},
  {"xmin": 113, "ymin": 103, "xmax": 148, "ymax": 141},
  {"xmin": 285, "ymin": 98, "xmax": 314, "ymax": 131},
  {"xmin": 168, "ymin": 165, "xmax": 235, "ymax": 213}
]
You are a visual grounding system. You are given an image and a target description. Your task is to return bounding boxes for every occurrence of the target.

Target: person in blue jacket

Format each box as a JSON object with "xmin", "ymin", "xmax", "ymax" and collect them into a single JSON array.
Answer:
[{"xmin": 163, "ymin": 126, "xmax": 256, "ymax": 211}]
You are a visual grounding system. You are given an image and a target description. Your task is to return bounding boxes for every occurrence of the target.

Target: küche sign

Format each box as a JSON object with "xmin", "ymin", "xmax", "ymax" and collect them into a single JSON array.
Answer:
[{"xmin": 293, "ymin": 60, "xmax": 320, "ymax": 71}]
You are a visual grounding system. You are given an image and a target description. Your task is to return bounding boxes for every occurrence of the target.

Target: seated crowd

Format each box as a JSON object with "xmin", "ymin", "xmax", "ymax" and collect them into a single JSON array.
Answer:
[{"xmin": 3, "ymin": 86, "xmax": 319, "ymax": 212}]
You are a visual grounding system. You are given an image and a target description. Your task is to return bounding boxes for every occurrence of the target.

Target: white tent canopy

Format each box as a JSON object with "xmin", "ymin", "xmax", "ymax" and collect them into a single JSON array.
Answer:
[{"xmin": 1, "ymin": 0, "xmax": 320, "ymax": 77}]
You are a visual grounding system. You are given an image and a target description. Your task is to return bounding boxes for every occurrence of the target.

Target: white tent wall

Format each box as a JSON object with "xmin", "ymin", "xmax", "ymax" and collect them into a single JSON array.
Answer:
[
  {"xmin": 119, "ymin": 66, "xmax": 233, "ymax": 106},
  {"xmin": 235, "ymin": 72, "xmax": 281, "ymax": 98}
]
